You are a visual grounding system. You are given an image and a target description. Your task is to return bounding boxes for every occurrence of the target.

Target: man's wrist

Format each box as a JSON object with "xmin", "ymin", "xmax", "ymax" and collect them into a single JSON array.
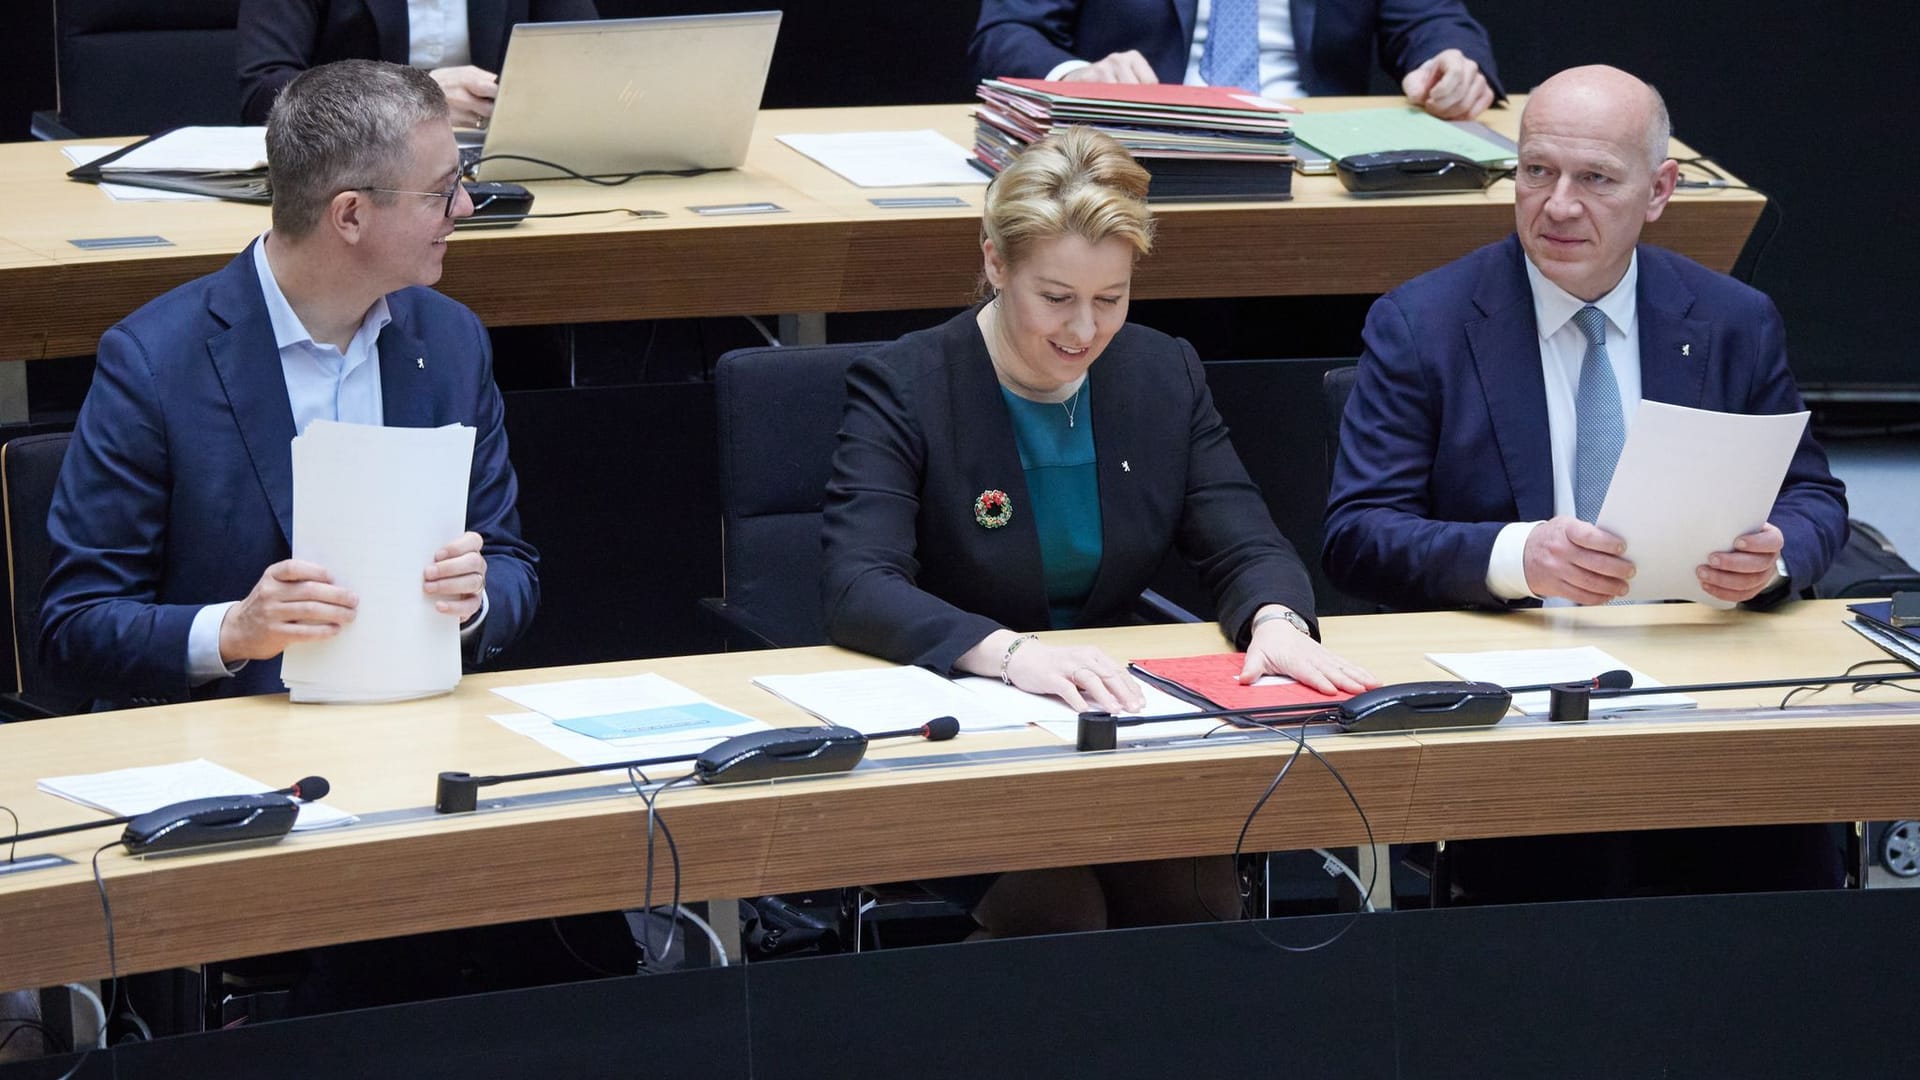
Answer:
[
  {"xmin": 1045, "ymin": 58, "xmax": 1091, "ymax": 81},
  {"xmin": 1250, "ymin": 606, "xmax": 1310, "ymax": 636},
  {"xmin": 1487, "ymin": 521, "xmax": 1543, "ymax": 601}
]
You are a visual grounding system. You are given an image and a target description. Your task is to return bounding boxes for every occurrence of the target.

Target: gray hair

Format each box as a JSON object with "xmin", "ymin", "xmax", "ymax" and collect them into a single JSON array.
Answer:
[
  {"xmin": 1644, "ymin": 81, "xmax": 1673, "ymax": 170},
  {"xmin": 266, "ymin": 60, "xmax": 449, "ymax": 237}
]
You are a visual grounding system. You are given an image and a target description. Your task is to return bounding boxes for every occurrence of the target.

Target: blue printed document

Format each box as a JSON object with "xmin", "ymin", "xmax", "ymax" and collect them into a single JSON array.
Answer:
[{"xmin": 556, "ymin": 702, "xmax": 759, "ymax": 742}]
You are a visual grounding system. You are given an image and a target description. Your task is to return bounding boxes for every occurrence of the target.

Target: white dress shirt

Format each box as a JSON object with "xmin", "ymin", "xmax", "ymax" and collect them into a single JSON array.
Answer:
[
  {"xmin": 1484, "ymin": 253, "xmax": 1642, "ymax": 601},
  {"xmin": 407, "ymin": 0, "xmax": 473, "ymax": 69},
  {"xmin": 1048, "ymin": 0, "xmax": 1306, "ymax": 100}
]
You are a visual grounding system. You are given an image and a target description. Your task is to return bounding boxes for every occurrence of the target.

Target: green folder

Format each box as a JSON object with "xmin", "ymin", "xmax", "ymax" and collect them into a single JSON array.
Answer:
[{"xmin": 1289, "ymin": 107, "xmax": 1518, "ymax": 168}]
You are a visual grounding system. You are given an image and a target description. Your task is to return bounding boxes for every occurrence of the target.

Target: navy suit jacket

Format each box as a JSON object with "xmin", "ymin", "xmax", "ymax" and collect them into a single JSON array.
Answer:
[
  {"xmin": 969, "ymin": 0, "xmax": 1502, "ymax": 97},
  {"xmin": 238, "ymin": 0, "xmax": 601, "ymax": 123},
  {"xmin": 1323, "ymin": 236, "xmax": 1847, "ymax": 611},
  {"xmin": 40, "ymin": 245, "xmax": 539, "ymax": 708},
  {"xmin": 822, "ymin": 310, "xmax": 1317, "ymax": 674}
]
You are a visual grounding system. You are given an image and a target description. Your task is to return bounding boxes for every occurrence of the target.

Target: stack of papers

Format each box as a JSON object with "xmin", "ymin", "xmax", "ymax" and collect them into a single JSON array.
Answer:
[
  {"xmin": 1425, "ymin": 646, "xmax": 1694, "ymax": 715},
  {"xmin": 64, "ymin": 126, "xmax": 271, "ymax": 203},
  {"xmin": 38, "ymin": 759, "xmax": 355, "ymax": 831},
  {"xmin": 974, "ymin": 78, "xmax": 1297, "ymax": 201},
  {"xmin": 493, "ymin": 673, "xmax": 770, "ymax": 766},
  {"xmin": 281, "ymin": 420, "xmax": 475, "ymax": 703}
]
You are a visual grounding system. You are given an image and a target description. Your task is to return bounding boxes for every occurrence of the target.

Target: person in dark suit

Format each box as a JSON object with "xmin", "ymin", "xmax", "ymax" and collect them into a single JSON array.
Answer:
[
  {"xmin": 970, "ymin": 0, "xmax": 1501, "ymax": 119},
  {"xmin": 1323, "ymin": 65, "xmax": 1847, "ymax": 899},
  {"xmin": 822, "ymin": 127, "xmax": 1375, "ymax": 935},
  {"xmin": 238, "ymin": 0, "xmax": 600, "ymax": 125},
  {"xmin": 42, "ymin": 60, "xmax": 538, "ymax": 712}
]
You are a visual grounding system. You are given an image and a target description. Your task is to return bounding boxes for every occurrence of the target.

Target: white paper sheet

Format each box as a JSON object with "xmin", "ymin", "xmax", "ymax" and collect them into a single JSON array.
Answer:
[
  {"xmin": 752, "ymin": 666, "xmax": 1025, "ymax": 734},
  {"xmin": 38, "ymin": 759, "xmax": 354, "ymax": 831},
  {"xmin": 106, "ymin": 126, "xmax": 268, "ymax": 171},
  {"xmin": 281, "ymin": 420, "xmax": 475, "ymax": 703},
  {"xmin": 1596, "ymin": 401, "xmax": 1809, "ymax": 608},
  {"xmin": 1425, "ymin": 646, "xmax": 1694, "ymax": 715},
  {"xmin": 61, "ymin": 145, "xmax": 216, "ymax": 201},
  {"xmin": 777, "ymin": 130, "xmax": 987, "ymax": 187},
  {"xmin": 492, "ymin": 673, "xmax": 770, "ymax": 757}
]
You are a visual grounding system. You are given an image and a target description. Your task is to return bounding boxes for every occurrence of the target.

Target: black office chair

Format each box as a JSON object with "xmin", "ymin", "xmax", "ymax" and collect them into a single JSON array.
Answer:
[
  {"xmin": 32, "ymin": 0, "xmax": 243, "ymax": 140},
  {"xmin": 2, "ymin": 432, "xmax": 81, "ymax": 719},
  {"xmin": 1320, "ymin": 362, "xmax": 1359, "ymax": 479},
  {"xmin": 702, "ymin": 343, "xmax": 877, "ymax": 649}
]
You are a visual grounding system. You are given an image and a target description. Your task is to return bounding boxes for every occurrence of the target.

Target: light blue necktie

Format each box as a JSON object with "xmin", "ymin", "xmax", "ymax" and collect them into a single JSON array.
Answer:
[
  {"xmin": 1571, "ymin": 305, "xmax": 1626, "ymax": 523},
  {"xmin": 1202, "ymin": 0, "xmax": 1261, "ymax": 93}
]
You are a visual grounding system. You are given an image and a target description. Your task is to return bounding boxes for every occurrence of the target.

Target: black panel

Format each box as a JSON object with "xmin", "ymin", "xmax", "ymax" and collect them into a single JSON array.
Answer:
[
  {"xmin": 111, "ymin": 967, "xmax": 749, "ymax": 1080},
  {"xmin": 1393, "ymin": 889, "xmax": 1920, "ymax": 1079},
  {"xmin": 746, "ymin": 917, "xmax": 1398, "ymax": 1080},
  {"xmin": 501, "ymin": 383, "xmax": 725, "ymax": 668}
]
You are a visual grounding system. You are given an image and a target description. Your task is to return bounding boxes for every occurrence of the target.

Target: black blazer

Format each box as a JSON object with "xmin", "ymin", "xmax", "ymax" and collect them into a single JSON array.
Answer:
[
  {"xmin": 238, "ymin": 0, "xmax": 601, "ymax": 124},
  {"xmin": 822, "ymin": 310, "xmax": 1317, "ymax": 674}
]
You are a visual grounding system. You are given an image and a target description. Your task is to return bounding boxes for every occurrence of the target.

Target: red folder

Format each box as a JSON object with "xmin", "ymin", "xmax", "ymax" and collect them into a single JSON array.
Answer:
[{"xmin": 1129, "ymin": 654, "xmax": 1351, "ymax": 711}]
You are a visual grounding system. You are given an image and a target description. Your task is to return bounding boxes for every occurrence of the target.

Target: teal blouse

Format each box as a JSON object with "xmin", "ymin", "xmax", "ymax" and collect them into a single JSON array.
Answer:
[{"xmin": 1000, "ymin": 383, "xmax": 1102, "ymax": 629}]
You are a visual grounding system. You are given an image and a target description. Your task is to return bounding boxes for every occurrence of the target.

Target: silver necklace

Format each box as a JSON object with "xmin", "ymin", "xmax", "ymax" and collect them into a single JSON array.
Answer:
[{"xmin": 1060, "ymin": 384, "xmax": 1083, "ymax": 427}]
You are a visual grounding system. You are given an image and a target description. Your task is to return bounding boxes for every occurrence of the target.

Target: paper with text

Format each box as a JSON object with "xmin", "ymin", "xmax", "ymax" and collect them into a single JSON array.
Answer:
[
  {"xmin": 752, "ymin": 666, "xmax": 1024, "ymax": 734},
  {"xmin": 777, "ymin": 130, "xmax": 987, "ymax": 187},
  {"xmin": 1425, "ymin": 646, "xmax": 1694, "ymax": 715}
]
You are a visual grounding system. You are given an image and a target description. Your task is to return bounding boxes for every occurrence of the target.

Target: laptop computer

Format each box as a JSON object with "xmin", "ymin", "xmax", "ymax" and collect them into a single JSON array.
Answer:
[{"xmin": 466, "ymin": 12, "xmax": 782, "ymax": 183}]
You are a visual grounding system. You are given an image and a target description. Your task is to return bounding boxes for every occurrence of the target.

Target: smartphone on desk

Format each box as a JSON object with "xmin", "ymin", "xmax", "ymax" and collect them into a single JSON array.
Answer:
[{"xmin": 1892, "ymin": 591, "xmax": 1920, "ymax": 628}]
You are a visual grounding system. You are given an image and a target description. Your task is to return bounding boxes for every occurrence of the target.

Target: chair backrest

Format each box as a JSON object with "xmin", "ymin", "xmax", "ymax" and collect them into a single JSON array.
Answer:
[
  {"xmin": 1321, "ymin": 363, "xmax": 1359, "ymax": 476},
  {"xmin": 713, "ymin": 343, "xmax": 878, "ymax": 648},
  {"xmin": 3, "ymin": 433, "xmax": 72, "ymax": 701},
  {"xmin": 54, "ymin": 0, "xmax": 242, "ymax": 136}
]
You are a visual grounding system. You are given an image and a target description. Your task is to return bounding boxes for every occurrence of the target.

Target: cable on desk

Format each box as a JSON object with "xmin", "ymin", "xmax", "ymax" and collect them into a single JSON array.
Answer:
[
  {"xmin": 462, "ymin": 154, "xmax": 715, "ymax": 186},
  {"xmin": 1777, "ymin": 658, "xmax": 1912, "ymax": 708}
]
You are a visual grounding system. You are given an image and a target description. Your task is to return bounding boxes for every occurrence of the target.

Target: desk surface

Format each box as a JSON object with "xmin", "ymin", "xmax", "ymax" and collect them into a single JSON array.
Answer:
[
  {"xmin": 0, "ymin": 98, "xmax": 1763, "ymax": 361},
  {"xmin": 2, "ymin": 599, "xmax": 1913, "ymax": 991}
]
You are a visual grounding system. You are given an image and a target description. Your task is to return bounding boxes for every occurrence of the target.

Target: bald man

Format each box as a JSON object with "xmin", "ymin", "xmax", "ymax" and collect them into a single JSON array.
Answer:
[
  {"xmin": 1322, "ymin": 66, "xmax": 1847, "ymax": 900},
  {"xmin": 1325, "ymin": 64, "xmax": 1845, "ymax": 614}
]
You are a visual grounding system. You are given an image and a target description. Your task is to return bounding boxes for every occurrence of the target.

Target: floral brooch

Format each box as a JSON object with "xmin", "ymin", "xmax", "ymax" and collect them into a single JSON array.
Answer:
[{"xmin": 973, "ymin": 489, "xmax": 1012, "ymax": 529}]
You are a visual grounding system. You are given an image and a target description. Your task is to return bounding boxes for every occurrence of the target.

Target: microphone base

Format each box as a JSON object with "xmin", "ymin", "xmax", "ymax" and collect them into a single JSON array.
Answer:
[
  {"xmin": 1076, "ymin": 712, "xmax": 1118, "ymax": 752},
  {"xmin": 1549, "ymin": 684, "xmax": 1592, "ymax": 724},
  {"xmin": 437, "ymin": 771, "xmax": 482, "ymax": 814}
]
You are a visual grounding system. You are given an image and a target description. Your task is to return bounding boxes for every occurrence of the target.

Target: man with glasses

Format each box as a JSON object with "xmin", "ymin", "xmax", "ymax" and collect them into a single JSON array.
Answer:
[{"xmin": 42, "ymin": 59, "xmax": 538, "ymax": 708}]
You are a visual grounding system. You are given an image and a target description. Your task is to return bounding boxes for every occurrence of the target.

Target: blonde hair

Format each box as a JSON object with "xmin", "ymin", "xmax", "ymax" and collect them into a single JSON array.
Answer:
[{"xmin": 981, "ymin": 126, "xmax": 1155, "ymax": 271}]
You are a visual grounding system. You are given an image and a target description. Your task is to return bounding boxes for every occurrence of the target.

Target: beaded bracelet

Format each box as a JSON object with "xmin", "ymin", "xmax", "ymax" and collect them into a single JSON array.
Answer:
[{"xmin": 1000, "ymin": 633, "xmax": 1040, "ymax": 685}]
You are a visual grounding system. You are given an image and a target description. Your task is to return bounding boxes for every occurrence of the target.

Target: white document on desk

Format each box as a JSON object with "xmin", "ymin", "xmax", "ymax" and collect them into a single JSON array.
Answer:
[
  {"xmin": 777, "ymin": 130, "xmax": 987, "ymax": 187},
  {"xmin": 281, "ymin": 420, "xmax": 474, "ymax": 703},
  {"xmin": 1596, "ymin": 401, "xmax": 1808, "ymax": 608},
  {"xmin": 493, "ymin": 673, "xmax": 770, "ymax": 756},
  {"xmin": 952, "ymin": 676, "xmax": 1223, "ymax": 743},
  {"xmin": 38, "ymin": 759, "xmax": 355, "ymax": 831},
  {"xmin": 752, "ymin": 666, "xmax": 1025, "ymax": 734},
  {"xmin": 1425, "ymin": 646, "xmax": 1694, "ymax": 716}
]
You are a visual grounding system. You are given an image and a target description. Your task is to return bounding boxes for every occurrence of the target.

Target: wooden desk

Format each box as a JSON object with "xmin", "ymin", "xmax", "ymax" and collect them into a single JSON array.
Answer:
[
  {"xmin": 2, "ymin": 599, "xmax": 1914, "ymax": 993},
  {"xmin": 0, "ymin": 98, "xmax": 1764, "ymax": 363}
]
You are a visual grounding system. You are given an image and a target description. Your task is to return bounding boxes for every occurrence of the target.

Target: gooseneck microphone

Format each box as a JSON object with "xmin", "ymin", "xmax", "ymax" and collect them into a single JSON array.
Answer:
[
  {"xmin": 434, "ymin": 718, "xmax": 962, "ymax": 813},
  {"xmin": 2, "ymin": 776, "xmax": 330, "ymax": 850},
  {"xmin": 1548, "ymin": 668, "xmax": 1920, "ymax": 723},
  {"xmin": 1508, "ymin": 669, "xmax": 1635, "ymax": 695}
]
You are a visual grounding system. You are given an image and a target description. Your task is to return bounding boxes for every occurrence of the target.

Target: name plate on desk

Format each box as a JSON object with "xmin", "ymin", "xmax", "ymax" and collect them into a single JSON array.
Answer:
[
  {"xmin": 0, "ymin": 853, "xmax": 74, "ymax": 878},
  {"xmin": 869, "ymin": 196, "xmax": 969, "ymax": 209},
  {"xmin": 69, "ymin": 235, "xmax": 174, "ymax": 250},
  {"xmin": 689, "ymin": 202, "xmax": 787, "ymax": 216}
]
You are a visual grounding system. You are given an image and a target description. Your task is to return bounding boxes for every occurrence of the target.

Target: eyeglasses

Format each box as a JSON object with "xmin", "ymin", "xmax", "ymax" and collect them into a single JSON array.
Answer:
[{"xmin": 356, "ymin": 181, "xmax": 462, "ymax": 218}]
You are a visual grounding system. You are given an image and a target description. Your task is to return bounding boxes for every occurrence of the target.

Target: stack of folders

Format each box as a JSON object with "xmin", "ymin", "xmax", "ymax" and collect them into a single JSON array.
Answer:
[
  {"xmin": 1846, "ymin": 601, "xmax": 1920, "ymax": 668},
  {"xmin": 973, "ymin": 78, "xmax": 1297, "ymax": 202},
  {"xmin": 66, "ymin": 127, "xmax": 271, "ymax": 203}
]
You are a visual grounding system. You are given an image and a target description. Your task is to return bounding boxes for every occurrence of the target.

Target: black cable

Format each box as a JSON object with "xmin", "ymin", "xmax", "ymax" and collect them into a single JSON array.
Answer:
[
  {"xmin": 461, "ymin": 207, "xmax": 667, "ymax": 227},
  {"xmin": 464, "ymin": 153, "xmax": 714, "ymax": 186},
  {"xmin": 1219, "ymin": 717, "xmax": 1379, "ymax": 954},
  {"xmin": 631, "ymin": 770, "xmax": 694, "ymax": 972},
  {"xmin": 0, "ymin": 1018, "xmax": 72, "ymax": 1056},
  {"xmin": 1778, "ymin": 659, "xmax": 1911, "ymax": 708}
]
